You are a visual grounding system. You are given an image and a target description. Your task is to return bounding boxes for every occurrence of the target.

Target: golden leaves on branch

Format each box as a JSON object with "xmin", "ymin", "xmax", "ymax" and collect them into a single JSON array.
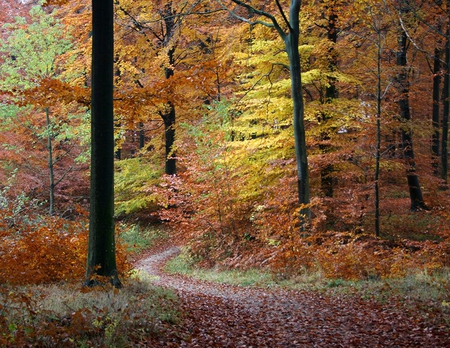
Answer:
[{"xmin": 18, "ymin": 78, "xmax": 90, "ymax": 108}]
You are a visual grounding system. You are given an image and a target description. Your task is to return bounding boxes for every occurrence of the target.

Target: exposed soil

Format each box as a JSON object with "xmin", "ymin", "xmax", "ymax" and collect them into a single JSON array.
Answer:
[{"xmin": 137, "ymin": 245, "xmax": 449, "ymax": 347}]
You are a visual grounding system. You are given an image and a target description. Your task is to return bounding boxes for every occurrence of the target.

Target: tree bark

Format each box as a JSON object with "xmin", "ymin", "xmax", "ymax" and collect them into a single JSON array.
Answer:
[
  {"xmin": 431, "ymin": 46, "xmax": 441, "ymax": 176},
  {"xmin": 160, "ymin": 8, "xmax": 177, "ymax": 175},
  {"xmin": 86, "ymin": 0, "xmax": 120, "ymax": 287},
  {"xmin": 396, "ymin": 27, "xmax": 427, "ymax": 210},
  {"xmin": 442, "ymin": 28, "xmax": 449, "ymax": 184},
  {"xmin": 374, "ymin": 29, "xmax": 383, "ymax": 237},
  {"xmin": 45, "ymin": 107, "xmax": 55, "ymax": 216},
  {"xmin": 162, "ymin": 101, "xmax": 176, "ymax": 175},
  {"xmin": 226, "ymin": 0, "xmax": 310, "ymax": 223},
  {"xmin": 286, "ymin": 0, "xmax": 310, "ymax": 222},
  {"xmin": 321, "ymin": 11, "xmax": 338, "ymax": 198}
]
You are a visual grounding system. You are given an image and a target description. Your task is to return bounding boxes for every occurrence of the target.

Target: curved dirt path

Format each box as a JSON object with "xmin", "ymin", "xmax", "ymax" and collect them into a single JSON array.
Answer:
[{"xmin": 137, "ymin": 246, "xmax": 449, "ymax": 347}]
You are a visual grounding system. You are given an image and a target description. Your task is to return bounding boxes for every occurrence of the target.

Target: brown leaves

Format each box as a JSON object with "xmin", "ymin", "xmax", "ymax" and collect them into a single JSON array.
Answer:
[
  {"xmin": 140, "ymin": 247, "xmax": 450, "ymax": 347},
  {"xmin": 0, "ymin": 210, "xmax": 131, "ymax": 285}
]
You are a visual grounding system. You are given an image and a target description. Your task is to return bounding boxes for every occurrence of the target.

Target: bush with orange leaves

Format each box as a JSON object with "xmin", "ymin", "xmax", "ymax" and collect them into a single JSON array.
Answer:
[
  {"xmin": 0, "ymin": 205, "xmax": 130, "ymax": 285},
  {"xmin": 262, "ymin": 214, "xmax": 450, "ymax": 280}
]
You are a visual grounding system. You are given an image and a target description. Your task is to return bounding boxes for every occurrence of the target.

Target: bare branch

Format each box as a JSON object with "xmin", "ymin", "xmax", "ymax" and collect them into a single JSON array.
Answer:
[
  {"xmin": 216, "ymin": 0, "xmax": 287, "ymax": 39},
  {"xmin": 275, "ymin": 0, "xmax": 293, "ymax": 32}
]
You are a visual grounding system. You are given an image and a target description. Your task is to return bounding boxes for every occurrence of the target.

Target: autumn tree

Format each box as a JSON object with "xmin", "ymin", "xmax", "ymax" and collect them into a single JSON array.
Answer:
[
  {"xmin": 0, "ymin": 4, "xmax": 87, "ymax": 215},
  {"xmin": 85, "ymin": 0, "xmax": 120, "ymax": 287},
  {"xmin": 394, "ymin": 0, "xmax": 449, "ymax": 186},
  {"xmin": 393, "ymin": 1, "xmax": 427, "ymax": 210},
  {"xmin": 217, "ymin": 0, "xmax": 310, "ymax": 224},
  {"xmin": 114, "ymin": 0, "xmax": 216, "ymax": 175}
]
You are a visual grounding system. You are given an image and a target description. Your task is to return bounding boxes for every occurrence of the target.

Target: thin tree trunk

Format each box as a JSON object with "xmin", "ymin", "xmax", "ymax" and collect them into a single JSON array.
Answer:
[
  {"xmin": 432, "ymin": 47, "xmax": 441, "ymax": 176},
  {"xmin": 86, "ymin": 0, "xmax": 120, "ymax": 287},
  {"xmin": 321, "ymin": 11, "xmax": 338, "ymax": 198},
  {"xmin": 161, "ymin": 49, "xmax": 177, "ymax": 175},
  {"xmin": 442, "ymin": 28, "xmax": 449, "ymax": 184},
  {"xmin": 227, "ymin": 0, "xmax": 310, "ymax": 226},
  {"xmin": 396, "ymin": 27, "xmax": 427, "ymax": 210},
  {"xmin": 139, "ymin": 122, "xmax": 145, "ymax": 149},
  {"xmin": 374, "ymin": 31, "xmax": 383, "ymax": 237},
  {"xmin": 45, "ymin": 107, "xmax": 55, "ymax": 216}
]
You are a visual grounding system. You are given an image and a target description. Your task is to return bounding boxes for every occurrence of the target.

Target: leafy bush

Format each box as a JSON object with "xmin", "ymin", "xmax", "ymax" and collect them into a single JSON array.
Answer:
[{"xmin": 0, "ymin": 204, "xmax": 130, "ymax": 285}]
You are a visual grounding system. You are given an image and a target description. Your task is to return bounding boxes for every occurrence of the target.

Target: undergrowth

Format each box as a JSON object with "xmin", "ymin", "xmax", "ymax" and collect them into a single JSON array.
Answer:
[
  {"xmin": 0, "ymin": 277, "xmax": 180, "ymax": 347},
  {"xmin": 118, "ymin": 222, "xmax": 169, "ymax": 255}
]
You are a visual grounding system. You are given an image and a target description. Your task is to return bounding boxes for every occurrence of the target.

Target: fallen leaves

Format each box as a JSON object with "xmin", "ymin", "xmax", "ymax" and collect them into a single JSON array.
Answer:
[{"xmin": 139, "ymin": 246, "xmax": 450, "ymax": 347}]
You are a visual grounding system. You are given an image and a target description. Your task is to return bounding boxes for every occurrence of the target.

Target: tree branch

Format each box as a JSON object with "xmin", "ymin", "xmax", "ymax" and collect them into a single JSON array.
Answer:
[{"xmin": 216, "ymin": 0, "xmax": 287, "ymax": 39}]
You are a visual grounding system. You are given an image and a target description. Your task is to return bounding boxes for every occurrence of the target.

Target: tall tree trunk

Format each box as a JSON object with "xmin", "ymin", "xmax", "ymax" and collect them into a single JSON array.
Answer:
[
  {"xmin": 396, "ymin": 27, "xmax": 427, "ymax": 210},
  {"xmin": 228, "ymin": 0, "xmax": 310, "ymax": 225},
  {"xmin": 286, "ymin": 0, "xmax": 310, "ymax": 223},
  {"xmin": 160, "ymin": 7, "xmax": 177, "ymax": 175},
  {"xmin": 161, "ymin": 48, "xmax": 177, "ymax": 175},
  {"xmin": 374, "ymin": 30, "xmax": 383, "ymax": 237},
  {"xmin": 86, "ymin": 0, "xmax": 120, "ymax": 287},
  {"xmin": 432, "ymin": 47, "xmax": 441, "ymax": 176},
  {"xmin": 321, "ymin": 10, "xmax": 338, "ymax": 198},
  {"xmin": 45, "ymin": 107, "xmax": 55, "ymax": 216},
  {"xmin": 442, "ymin": 27, "xmax": 450, "ymax": 184}
]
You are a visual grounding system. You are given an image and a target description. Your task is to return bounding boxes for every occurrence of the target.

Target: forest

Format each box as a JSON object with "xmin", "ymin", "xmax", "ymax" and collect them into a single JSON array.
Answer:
[{"xmin": 0, "ymin": 0, "xmax": 449, "ymax": 346}]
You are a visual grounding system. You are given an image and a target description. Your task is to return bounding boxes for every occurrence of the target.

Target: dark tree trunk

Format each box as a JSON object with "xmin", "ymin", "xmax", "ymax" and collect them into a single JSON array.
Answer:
[
  {"xmin": 161, "ymin": 47, "xmax": 177, "ymax": 175},
  {"xmin": 160, "ymin": 6, "xmax": 177, "ymax": 175},
  {"xmin": 396, "ymin": 28, "xmax": 427, "ymax": 211},
  {"xmin": 139, "ymin": 122, "xmax": 145, "ymax": 149},
  {"xmin": 86, "ymin": 0, "xmax": 120, "ymax": 287},
  {"xmin": 442, "ymin": 29, "xmax": 449, "ymax": 184},
  {"xmin": 432, "ymin": 47, "xmax": 441, "ymax": 176},
  {"xmin": 374, "ymin": 29, "xmax": 383, "ymax": 237},
  {"xmin": 45, "ymin": 107, "xmax": 55, "ymax": 216},
  {"xmin": 162, "ymin": 101, "xmax": 176, "ymax": 175},
  {"xmin": 228, "ymin": 0, "xmax": 310, "ymax": 225},
  {"xmin": 321, "ymin": 11, "xmax": 338, "ymax": 198},
  {"xmin": 286, "ymin": 0, "xmax": 310, "ymax": 222}
]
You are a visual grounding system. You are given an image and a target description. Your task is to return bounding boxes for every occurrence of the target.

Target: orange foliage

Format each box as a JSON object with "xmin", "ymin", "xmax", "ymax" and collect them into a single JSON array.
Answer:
[
  {"xmin": 19, "ymin": 78, "xmax": 90, "ymax": 108},
  {"xmin": 0, "ymin": 207, "xmax": 130, "ymax": 285}
]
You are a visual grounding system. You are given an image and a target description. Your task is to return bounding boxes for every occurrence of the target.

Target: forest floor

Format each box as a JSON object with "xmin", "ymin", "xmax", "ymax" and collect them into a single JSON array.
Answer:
[{"xmin": 137, "ymin": 244, "xmax": 450, "ymax": 347}]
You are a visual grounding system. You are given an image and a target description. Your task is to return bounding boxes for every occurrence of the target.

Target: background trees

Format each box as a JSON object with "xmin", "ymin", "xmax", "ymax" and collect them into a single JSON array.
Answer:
[
  {"xmin": 0, "ymin": 0, "xmax": 448, "ymax": 285},
  {"xmin": 0, "ymin": 4, "xmax": 88, "ymax": 216}
]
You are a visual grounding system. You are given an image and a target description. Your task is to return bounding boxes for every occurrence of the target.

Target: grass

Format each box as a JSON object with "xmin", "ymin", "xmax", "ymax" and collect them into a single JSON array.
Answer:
[
  {"xmin": 118, "ymin": 222, "xmax": 169, "ymax": 254},
  {"xmin": 0, "ymin": 276, "xmax": 180, "ymax": 347},
  {"xmin": 166, "ymin": 252, "xmax": 277, "ymax": 287}
]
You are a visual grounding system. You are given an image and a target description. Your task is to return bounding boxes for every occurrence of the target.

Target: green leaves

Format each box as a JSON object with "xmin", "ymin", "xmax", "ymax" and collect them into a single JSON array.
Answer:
[{"xmin": 0, "ymin": 5, "xmax": 73, "ymax": 92}]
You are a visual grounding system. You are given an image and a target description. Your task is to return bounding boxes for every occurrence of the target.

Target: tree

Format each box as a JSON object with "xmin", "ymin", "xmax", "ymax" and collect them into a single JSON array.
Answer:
[
  {"xmin": 217, "ymin": 0, "xmax": 310, "ymax": 224},
  {"xmin": 85, "ymin": 0, "xmax": 120, "ymax": 287},
  {"xmin": 0, "ymin": 4, "xmax": 86, "ymax": 215},
  {"xmin": 399, "ymin": 0, "xmax": 449, "ymax": 185},
  {"xmin": 394, "ymin": 1, "xmax": 427, "ymax": 210},
  {"xmin": 115, "ymin": 0, "xmax": 213, "ymax": 175}
]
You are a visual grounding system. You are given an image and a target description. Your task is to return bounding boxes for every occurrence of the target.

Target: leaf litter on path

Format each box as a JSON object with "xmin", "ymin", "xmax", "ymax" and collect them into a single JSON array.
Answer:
[{"xmin": 137, "ymin": 246, "xmax": 450, "ymax": 347}]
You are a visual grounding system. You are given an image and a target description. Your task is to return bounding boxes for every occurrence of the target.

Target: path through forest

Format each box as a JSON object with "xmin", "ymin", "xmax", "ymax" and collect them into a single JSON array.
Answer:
[{"xmin": 137, "ymin": 246, "xmax": 449, "ymax": 347}]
